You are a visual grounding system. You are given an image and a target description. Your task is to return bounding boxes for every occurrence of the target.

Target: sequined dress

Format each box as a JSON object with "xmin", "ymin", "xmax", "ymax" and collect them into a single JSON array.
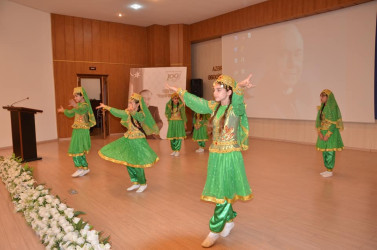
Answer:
[
  {"xmin": 98, "ymin": 108, "xmax": 159, "ymax": 168},
  {"xmin": 165, "ymin": 101, "xmax": 187, "ymax": 140},
  {"xmin": 192, "ymin": 113, "xmax": 209, "ymax": 142},
  {"xmin": 180, "ymin": 89, "xmax": 253, "ymax": 204},
  {"xmin": 64, "ymin": 102, "xmax": 92, "ymax": 156}
]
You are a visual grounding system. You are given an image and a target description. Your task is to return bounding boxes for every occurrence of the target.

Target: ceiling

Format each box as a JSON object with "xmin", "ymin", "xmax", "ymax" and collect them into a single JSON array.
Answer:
[{"xmin": 10, "ymin": 0, "xmax": 267, "ymax": 27}]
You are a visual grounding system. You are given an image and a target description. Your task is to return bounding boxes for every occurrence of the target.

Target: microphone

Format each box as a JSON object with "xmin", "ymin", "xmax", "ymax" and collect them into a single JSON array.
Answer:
[{"xmin": 10, "ymin": 97, "xmax": 29, "ymax": 107}]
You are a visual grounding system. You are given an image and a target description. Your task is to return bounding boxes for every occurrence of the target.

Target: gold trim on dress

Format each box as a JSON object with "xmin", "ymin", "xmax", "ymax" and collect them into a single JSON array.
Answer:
[
  {"xmin": 200, "ymin": 194, "xmax": 253, "ymax": 204},
  {"xmin": 209, "ymin": 148, "xmax": 242, "ymax": 153},
  {"xmin": 68, "ymin": 151, "xmax": 89, "ymax": 157},
  {"xmin": 316, "ymin": 147, "xmax": 344, "ymax": 152},
  {"xmin": 193, "ymin": 139, "xmax": 208, "ymax": 142},
  {"xmin": 208, "ymin": 101, "xmax": 218, "ymax": 112},
  {"xmin": 212, "ymin": 141, "xmax": 238, "ymax": 146},
  {"xmin": 177, "ymin": 88, "xmax": 187, "ymax": 96},
  {"xmin": 325, "ymin": 131, "xmax": 333, "ymax": 137},
  {"xmin": 167, "ymin": 136, "xmax": 187, "ymax": 140},
  {"xmin": 234, "ymin": 86, "xmax": 244, "ymax": 95},
  {"xmin": 98, "ymin": 151, "xmax": 159, "ymax": 168},
  {"xmin": 169, "ymin": 116, "xmax": 183, "ymax": 121}
]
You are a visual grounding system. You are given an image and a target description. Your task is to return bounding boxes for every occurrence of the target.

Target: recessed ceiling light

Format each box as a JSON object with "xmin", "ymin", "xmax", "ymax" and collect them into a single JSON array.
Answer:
[
  {"xmin": 118, "ymin": 13, "xmax": 123, "ymax": 17},
  {"xmin": 130, "ymin": 4, "xmax": 142, "ymax": 10}
]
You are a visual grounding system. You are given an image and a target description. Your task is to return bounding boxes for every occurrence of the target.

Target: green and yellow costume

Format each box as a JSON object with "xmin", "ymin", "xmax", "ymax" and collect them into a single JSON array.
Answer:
[
  {"xmin": 316, "ymin": 89, "xmax": 344, "ymax": 172},
  {"xmin": 98, "ymin": 93, "xmax": 159, "ymax": 185},
  {"xmin": 193, "ymin": 112, "xmax": 210, "ymax": 148},
  {"xmin": 64, "ymin": 87, "xmax": 96, "ymax": 170},
  {"xmin": 177, "ymin": 75, "xmax": 252, "ymax": 233},
  {"xmin": 165, "ymin": 93, "xmax": 187, "ymax": 152}
]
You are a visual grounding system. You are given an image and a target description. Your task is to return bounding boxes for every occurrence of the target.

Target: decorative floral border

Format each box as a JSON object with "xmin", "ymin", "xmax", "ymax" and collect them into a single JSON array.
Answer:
[{"xmin": 0, "ymin": 155, "xmax": 111, "ymax": 250}]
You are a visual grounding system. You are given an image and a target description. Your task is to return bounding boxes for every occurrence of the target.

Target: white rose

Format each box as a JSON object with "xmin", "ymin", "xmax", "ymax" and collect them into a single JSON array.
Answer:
[
  {"xmin": 77, "ymin": 237, "xmax": 85, "ymax": 245},
  {"xmin": 73, "ymin": 217, "xmax": 80, "ymax": 224},
  {"xmin": 80, "ymin": 228, "xmax": 88, "ymax": 237},
  {"xmin": 58, "ymin": 203, "xmax": 67, "ymax": 211}
]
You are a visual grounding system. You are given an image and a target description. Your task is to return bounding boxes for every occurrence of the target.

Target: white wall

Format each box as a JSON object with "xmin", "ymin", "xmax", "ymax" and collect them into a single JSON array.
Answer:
[
  {"xmin": 191, "ymin": 7, "xmax": 377, "ymax": 151},
  {"xmin": 191, "ymin": 38, "xmax": 222, "ymax": 100},
  {"xmin": 0, "ymin": 0, "xmax": 57, "ymax": 148}
]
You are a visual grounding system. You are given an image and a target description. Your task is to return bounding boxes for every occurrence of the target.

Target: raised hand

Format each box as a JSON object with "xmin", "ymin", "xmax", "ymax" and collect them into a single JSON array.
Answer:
[
  {"xmin": 165, "ymin": 83, "xmax": 178, "ymax": 93},
  {"xmin": 237, "ymin": 74, "xmax": 255, "ymax": 89},
  {"xmin": 57, "ymin": 105, "xmax": 64, "ymax": 113},
  {"xmin": 96, "ymin": 103, "xmax": 107, "ymax": 109},
  {"xmin": 68, "ymin": 99, "xmax": 77, "ymax": 107}
]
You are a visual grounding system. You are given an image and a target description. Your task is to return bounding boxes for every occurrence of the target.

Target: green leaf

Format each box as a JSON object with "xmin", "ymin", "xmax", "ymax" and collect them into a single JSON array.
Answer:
[
  {"xmin": 102, "ymin": 235, "xmax": 111, "ymax": 244},
  {"xmin": 74, "ymin": 211, "xmax": 86, "ymax": 217}
]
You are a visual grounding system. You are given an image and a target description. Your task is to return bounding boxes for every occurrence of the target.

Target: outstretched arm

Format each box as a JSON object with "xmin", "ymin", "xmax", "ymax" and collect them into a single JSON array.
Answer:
[
  {"xmin": 165, "ymin": 83, "xmax": 217, "ymax": 114},
  {"xmin": 96, "ymin": 103, "xmax": 129, "ymax": 119}
]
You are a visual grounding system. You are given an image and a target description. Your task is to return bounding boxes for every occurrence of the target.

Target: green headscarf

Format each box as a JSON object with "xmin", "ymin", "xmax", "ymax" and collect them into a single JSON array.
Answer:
[
  {"xmin": 73, "ymin": 87, "xmax": 96, "ymax": 127},
  {"xmin": 215, "ymin": 75, "xmax": 250, "ymax": 151},
  {"xmin": 166, "ymin": 92, "xmax": 185, "ymax": 118},
  {"xmin": 315, "ymin": 89, "xmax": 343, "ymax": 131},
  {"xmin": 130, "ymin": 93, "xmax": 160, "ymax": 135}
]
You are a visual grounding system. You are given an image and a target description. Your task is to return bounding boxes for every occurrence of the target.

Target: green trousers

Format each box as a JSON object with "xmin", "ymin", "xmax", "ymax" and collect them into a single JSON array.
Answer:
[
  {"xmin": 127, "ymin": 166, "xmax": 146, "ymax": 185},
  {"xmin": 73, "ymin": 155, "xmax": 88, "ymax": 169},
  {"xmin": 170, "ymin": 139, "xmax": 182, "ymax": 151},
  {"xmin": 322, "ymin": 151, "xmax": 336, "ymax": 171},
  {"xmin": 198, "ymin": 141, "xmax": 205, "ymax": 148},
  {"xmin": 209, "ymin": 201, "xmax": 237, "ymax": 233}
]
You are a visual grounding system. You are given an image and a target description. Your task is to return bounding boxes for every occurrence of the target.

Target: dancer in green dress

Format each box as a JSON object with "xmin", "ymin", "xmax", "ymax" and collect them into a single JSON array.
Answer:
[
  {"xmin": 97, "ymin": 93, "xmax": 159, "ymax": 193},
  {"xmin": 192, "ymin": 112, "xmax": 210, "ymax": 153},
  {"xmin": 166, "ymin": 74, "xmax": 254, "ymax": 248},
  {"xmin": 165, "ymin": 92, "xmax": 187, "ymax": 157},
  {"xmin": 57, "ymin": 87, "xmax": 96, "ymax": 177},
  {"xmin": 316, "ymin": 89, "xmax": 344, "ymax": 178}
]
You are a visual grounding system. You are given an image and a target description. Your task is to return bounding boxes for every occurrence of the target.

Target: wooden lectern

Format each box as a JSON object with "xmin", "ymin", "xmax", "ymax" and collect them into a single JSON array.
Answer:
[{"xmin": 2, "ymin": 106, "xmax": 43, "ymax": 162}]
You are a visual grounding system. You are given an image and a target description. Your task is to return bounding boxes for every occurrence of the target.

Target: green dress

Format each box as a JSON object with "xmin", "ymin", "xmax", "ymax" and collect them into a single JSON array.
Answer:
[
  {"xmin": 193, "ymin": 113, "xmax": 210, "ymax": 142},
  {"xmin": 315, "ymin": 90, "xmax": 344, "ymax": 152},
  {"xmin": 165, "ymin": 100, "xmax": 187, "ymax": 140},
  {"xmin": 64, "ymin": 102, "xmax": 92, "ymax": 156},
  {"xmin": 98, "ymin": 108, "xmax": 159, "ymax": 168},
  {"xmin": 180, "ymin": 89, "xmax": 253, "ymax": 204}
]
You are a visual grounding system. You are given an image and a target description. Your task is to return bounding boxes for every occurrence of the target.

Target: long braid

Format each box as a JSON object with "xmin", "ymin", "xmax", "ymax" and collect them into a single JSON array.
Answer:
[
  {"xmin": 219, "ymin": 95, "xmax": 232, "ymax": 134},
  {"xmin": 130, "ymin": 103, "xmax": 147, "ymax": 137},
  {"xmin": 171, "ymin": 99, "xmax": 175, "ymax": 113},
  {"xmin": 209, "ymin": 85, "xmax": 233, "ymax": 134}
]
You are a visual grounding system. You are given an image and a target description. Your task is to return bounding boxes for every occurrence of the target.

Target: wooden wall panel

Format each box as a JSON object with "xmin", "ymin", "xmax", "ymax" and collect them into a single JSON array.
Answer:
[
  {"xmin": 189, "ymin": 0, "xmax": 373, "ymax": 42},
  {"xmin": 73, "ymin": 17, "xmax": 84, "ymax": 61},
  {"xmin": 91, "ymin": 20, "xmax": 101, "ymax": 62},
  {"xmin": 146, "ymin": 25, "xmax": 170, "ymax": 67},
  {"xmin": 54, "ymin": 61, "xmax": 135, "ymax": 137},
  {"xmin": 64, "ymin": 16, "xmax": 75, "ymax": 60},
  {"xmin": 52, "ymin": 14, "xmax": 66, "ymax": 60},
  {"xmin": 51, "ymin": 14, "xmax": 148, "ymax": 138},
  {"xmin": 83, "ymin": 19, "xmax": 92, "ymax": 61}
]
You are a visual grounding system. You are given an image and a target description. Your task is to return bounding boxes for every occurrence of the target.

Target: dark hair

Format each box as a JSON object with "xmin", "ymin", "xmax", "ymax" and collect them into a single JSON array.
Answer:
[
  {"xmin": 130, "ymin": 100, "xmax": 147, "ymax": 137},
  {"xmin": 319, "ymin": 93, "xmax": 327, "ymax": 120},
  {"xmin": 210, "ymin": 85, "xmax": 233, "ymax": 134},
  {"xmin": 170, "ymin": 98, "xmax": 180, "ymax": 113}
]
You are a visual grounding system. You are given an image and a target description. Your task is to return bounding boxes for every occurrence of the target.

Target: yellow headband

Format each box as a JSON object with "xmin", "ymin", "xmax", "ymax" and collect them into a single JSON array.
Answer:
[
  {"xmin": 73, "ymin": 87, "xmax": 83, "ymax": 95},
  {"xmin": 321, "ymin": 89, "xmax": 332, "ymax": 96},
  {"xmin": 130, "ymin": 93, "xmax": 142, "ymax": 101},
  {"xmin": 171, "ymin": 92, "xmax": 179, "ymax": 99},
  {"xmin": 213, "ymin": 75, "xmax": 236, "ymax": 89}
]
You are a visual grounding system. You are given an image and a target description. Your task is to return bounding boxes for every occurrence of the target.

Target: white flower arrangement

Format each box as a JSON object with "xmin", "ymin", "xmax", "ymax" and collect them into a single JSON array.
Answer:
[{"xmin": 0, "ymin": 155, "xmax": 111, "ymax": 250}]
